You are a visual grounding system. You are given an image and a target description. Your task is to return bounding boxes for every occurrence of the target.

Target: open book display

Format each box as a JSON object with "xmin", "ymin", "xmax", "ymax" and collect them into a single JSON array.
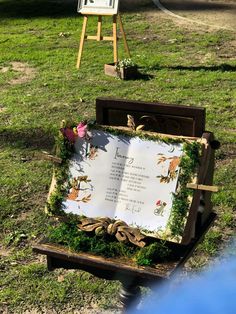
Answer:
[{"xmin": 47, "ymin": 121, "xmax": 208, "ymax": 248}]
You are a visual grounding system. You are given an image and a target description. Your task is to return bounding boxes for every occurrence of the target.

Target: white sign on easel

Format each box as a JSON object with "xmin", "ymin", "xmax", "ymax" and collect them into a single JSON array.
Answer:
[{"xmin": 78, "ymin": 0, "xmax": 119, "ymax": 15}]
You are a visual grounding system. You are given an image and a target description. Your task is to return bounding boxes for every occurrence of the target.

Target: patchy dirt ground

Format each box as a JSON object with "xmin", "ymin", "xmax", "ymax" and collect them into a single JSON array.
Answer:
[
  {"xmin": 121, "ymin": 0, "xmax": 236, "ymax": 62},
  {"xmin": 0, "ymin": 61, "xmax": 36, "ymax": 85},
  {"xmin": 158, "ymin": 0, "xmax": 236, "ymax": 31},
  {"xmin": 0, "ymin": 245, "xmax": 12, "ymax": 257},
  {"xmin": 122, "ymin": 0, "xmax": 236, "ymax": 31}
]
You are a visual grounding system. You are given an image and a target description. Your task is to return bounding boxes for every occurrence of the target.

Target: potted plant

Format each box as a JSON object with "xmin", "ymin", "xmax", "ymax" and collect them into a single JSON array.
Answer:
[{"xmin": 104, "ymin": 58, "xmax": 138, "ymax": 80}]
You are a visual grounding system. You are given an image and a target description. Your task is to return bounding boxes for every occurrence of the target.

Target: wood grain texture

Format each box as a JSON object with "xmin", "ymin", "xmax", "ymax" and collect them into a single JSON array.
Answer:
[
  {"xmin": 33, "ymin": 212, "xmax": 216, "ymax": 285},
  {"xmin": 186, "ymin": 183, "xmax": 218, "ymax": 192},
  {"xmin": 96, "ymin": 97, "xmax": 205, "ymax": 137},
  {"xmin": 76, "ymin": 15, "xmax": 88, "ymax": 69}
]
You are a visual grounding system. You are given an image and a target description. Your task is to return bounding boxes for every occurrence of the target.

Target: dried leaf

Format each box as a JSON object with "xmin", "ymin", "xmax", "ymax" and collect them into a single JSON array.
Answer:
[
  {"xmin": 57, "ymin": 275, "xmax": 65, "ymax": 282},
  {"xmin": 81, "ymin": 194, "xmax": 91, "ymax": 203},
  {"xmin": 136, "ymin": 124, "xmax": 145, "ymax": 131},
  {"xmin": 127, "ymin": 114, "xmax": 135, "ymax": 130}
]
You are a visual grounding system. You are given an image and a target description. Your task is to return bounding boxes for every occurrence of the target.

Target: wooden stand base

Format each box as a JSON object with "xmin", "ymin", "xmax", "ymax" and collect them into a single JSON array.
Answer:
[
  {"xmin": 120, "ymin": 282, "xmax": 142, "ymax": 310},
  {"xmin": 33, "ymin": 213, "xmax": 216, "ymax": 312}
]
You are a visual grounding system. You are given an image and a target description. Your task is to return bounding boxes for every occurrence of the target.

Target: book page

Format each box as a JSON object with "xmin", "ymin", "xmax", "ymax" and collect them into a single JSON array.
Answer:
[
  {"xmin": 112, "ymin": 135, "xmax": 183, "ymax": 234},
  {"xmin": 62, "ymin": 129, "xmax": 184, "ymax": 236},
  {"xmin": 63, "ymin": 130, "xmax": 124, "ymax": 218}
]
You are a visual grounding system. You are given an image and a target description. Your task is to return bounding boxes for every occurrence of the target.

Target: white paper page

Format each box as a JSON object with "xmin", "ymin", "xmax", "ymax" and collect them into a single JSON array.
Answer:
[
  {"xmin": 78, "ymin": 0, "xmax": 118, "ymax": 14},
  {"xmin": 84, "ymin": 0, "xmax": 113, "ymax": 8},
  {"xmin": 112, "ymin": 136, "xmax": 183, "ymax": 233},
  {"xmin": 62, "ymin": 129, "xmax": 184, "ymax": 234},
  {"xmin": 63, "ymin": 130, "xmax": 126, "ymax": 217}
]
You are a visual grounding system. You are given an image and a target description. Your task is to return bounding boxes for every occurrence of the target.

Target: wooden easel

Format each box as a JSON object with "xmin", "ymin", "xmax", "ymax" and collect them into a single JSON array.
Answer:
[{"xmin": 76, "ymin": 13, "xmax": 130, "ymax": 69}]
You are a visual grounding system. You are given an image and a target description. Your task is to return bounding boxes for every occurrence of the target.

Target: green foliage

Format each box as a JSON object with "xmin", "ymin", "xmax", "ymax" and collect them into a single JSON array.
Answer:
[
  {"xmin": 99, "ymin": 125, "xmax": 188, "ymax": 144},
  {"xmin": 168, "ymin": 142, "xmax": 201, "ymax": 236},
  {"xmin": 48, "ymin": 220, "xmax": 137, "ymax": 258},
  {"xmin": 47, "ymin": 133, "xmax": 74, "ymax": 215},
  {"xmin": 182, "ymin": 142, "xmax": 201, "ymax": 171},
  {"xmin": 135, "ymin": 242, "xmax": 171, "ymax": 266},
  {"xmin": 48, "ymin": 220, "xmax": 171, "ymax": 266},
  {"xmin": 46, "ymin": 184, "xmax": 65, "ymax": 216},
  {"xmin": 55, "ymin": 134, "xmax": 74, "ymax": 161}
]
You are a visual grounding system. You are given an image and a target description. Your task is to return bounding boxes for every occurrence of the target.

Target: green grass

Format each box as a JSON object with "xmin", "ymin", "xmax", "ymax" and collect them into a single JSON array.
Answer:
[
  {"xmin": 0, "ymin": 0, "xmax": 236, "ymax": 312},
  {"xmin": 0, "ymin": 262, "xmax": 120, "ymax": 312}
]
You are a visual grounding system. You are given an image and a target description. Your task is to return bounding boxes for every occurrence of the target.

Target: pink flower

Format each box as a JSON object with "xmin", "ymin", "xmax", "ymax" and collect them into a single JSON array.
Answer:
[
  {"xmin": 60, "ymin": 128, "xmax": 76, "ymax": 143},
  {"xmin": 156, "ymin": 200, "xmax": 161, "ymax": 206},
  {"xmin": 77, "ymin": 122, "xmax": 88, "ymax": 138}
]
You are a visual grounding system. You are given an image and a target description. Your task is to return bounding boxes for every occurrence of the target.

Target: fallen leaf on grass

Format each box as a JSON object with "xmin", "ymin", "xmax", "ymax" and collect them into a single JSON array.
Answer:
[
  {"xmin": 58, "ymin": 32, "xmax": 71, "ymax": 38},
  {"xmin": 57, "ymin": 275, "xmax": 65, "ymax": 282}
]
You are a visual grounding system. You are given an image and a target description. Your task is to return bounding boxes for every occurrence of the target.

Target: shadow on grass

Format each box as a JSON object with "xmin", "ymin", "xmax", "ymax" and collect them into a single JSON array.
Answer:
[
  {"xmin": 0, "ymin": 0, "xmax": 78, "ymax": 19},
  {"xmin": 127, "ymin": 70, "xmax": 154, "ymax": 81},
  {"xmin": 0, "ymin": 128, "xmax": 55, "ymax": 150},
  {"xmin": 0, "ymin": 0, "xmax": 156, "ymax": 19},
  {"xmin": 148, "ymin": 63, "xmax": 236, "ymax": 72},
  {"xmin": 0, "ymin": 0, "xmax": 234, "ymax": 19}
]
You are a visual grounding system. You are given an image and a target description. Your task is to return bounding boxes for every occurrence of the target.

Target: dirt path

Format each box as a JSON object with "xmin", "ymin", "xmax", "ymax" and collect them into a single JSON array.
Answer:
[
  {"xmin": 122, "ymin": 0, "xmax": 236, "ymax": 32},
  {"xmin": 154, "ymin": 0, "xmax": 236, "ymax": 31},
  {"xmin": 0, "ymin": 61, "xmax": 36, "ymax": 85}
]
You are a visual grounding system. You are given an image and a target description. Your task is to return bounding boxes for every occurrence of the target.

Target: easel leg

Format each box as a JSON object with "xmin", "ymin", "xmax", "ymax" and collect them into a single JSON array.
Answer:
[
  {"xmin": 113, "ymin": 15, "xmax": 118, "ymax": 63},
  {"xmin": 118, "ymin": 14, "xmax": 131, "ymax": 58},
  {"xmin": 77, "ymin": 15, "xmax": 88, "ymax": 69},
  {"xmin": 97, "ymin": 16, "xmax": 102, "ymax": 41}
]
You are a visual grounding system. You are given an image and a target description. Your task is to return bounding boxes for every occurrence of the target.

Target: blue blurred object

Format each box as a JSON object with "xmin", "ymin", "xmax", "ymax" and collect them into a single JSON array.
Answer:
[{"xmin": 129, "ymin": 257, "xmax": 236, "ymax": 314}]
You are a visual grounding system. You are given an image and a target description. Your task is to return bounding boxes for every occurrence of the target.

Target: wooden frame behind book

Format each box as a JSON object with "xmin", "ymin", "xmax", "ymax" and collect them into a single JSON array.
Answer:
[{"xmin": 96, "ymin": 98, "xmax": 217, "ymax": 244}]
